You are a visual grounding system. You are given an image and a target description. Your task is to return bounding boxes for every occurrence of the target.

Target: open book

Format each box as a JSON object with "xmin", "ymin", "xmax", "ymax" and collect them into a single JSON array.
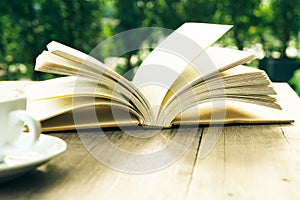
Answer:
[{"xmin": 26, "ymin": 23, "xmax": 294, "ymax": 132}]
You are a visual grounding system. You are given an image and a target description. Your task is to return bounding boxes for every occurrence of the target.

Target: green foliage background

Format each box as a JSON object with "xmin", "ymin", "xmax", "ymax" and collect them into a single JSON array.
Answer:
[{"xmin": 0, "ymin": 0, "xmax": 299, "ymax": 91}]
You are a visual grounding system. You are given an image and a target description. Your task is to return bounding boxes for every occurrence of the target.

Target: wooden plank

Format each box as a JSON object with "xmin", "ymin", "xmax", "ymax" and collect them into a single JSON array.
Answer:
[
  {"xmin": 186, "ymin": 126, "xmax": 226, "ymax": 199},
  {"xmin": 275, "ymin": 84, "xmax": 300, "ymax": 200},
  {"xmin": 187, "ymin": 124, "xmax": 300, "ymax": 199},
  {"xmin": 0, "ymin": 127, "xmax": 203, "ymax": 200},
  {"xmin": 275, "ymin": 83, "xmax": 300, "ymax": 138},
  {"xmin": 187, "ymin": 83, "xmax": 300, "ymax": 199},
  {"xmin": 222, "ymin": 125, "xmax": 299, "ymax": 199}
]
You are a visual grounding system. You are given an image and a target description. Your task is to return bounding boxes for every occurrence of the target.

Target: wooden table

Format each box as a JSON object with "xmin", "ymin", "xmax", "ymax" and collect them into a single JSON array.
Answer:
[{"xmin": 0, "ymin": 83, "xmax": 300, "ymax": 200}]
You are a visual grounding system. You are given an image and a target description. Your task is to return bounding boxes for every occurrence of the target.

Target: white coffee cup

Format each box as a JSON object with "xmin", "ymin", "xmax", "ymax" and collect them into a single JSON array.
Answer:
[{"xmin": 0, "ymin": 92, "xmax": 41, "ymax": 162}]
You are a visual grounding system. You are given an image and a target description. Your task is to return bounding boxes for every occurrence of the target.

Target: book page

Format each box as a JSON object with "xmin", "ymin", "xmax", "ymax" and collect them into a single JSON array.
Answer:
[
  {"xmin": 27, "ymin": 95, "xmax": 143, "ymax": 123},
  {"xmin": 46, "ymin": 41, "xmax": 147, "ymax": 102},
  {"xmin": 162, "ymin": 47, "xmax": 256, "ymax": 108},
  {"xmin": 40, "ymin": 106, "xmax": 139, "ymax": 132},
  {"xmin": 35, "ymin": 43, "xmax": 153, "ymax": 124},
  {"xmin": 26, "ymin": 76, "xmax": 124, "ymax": 100},
  {"xmin": 132, "ymin": 23, "xmax": 233, "ymax": 123},
  {"xmin": 157, "ymin": 66, "xmax": 278, "ymax": 126},
  {"xmin": 172, "ymin": 100, "xmax": 294, "ymax": 125},
  {"xmin": 165, "ymin": 66, "xmax": 274, "ymax": 110}
]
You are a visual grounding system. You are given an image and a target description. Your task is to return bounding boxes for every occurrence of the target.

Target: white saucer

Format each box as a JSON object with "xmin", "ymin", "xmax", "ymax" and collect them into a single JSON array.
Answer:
[{"xmin": 0, "ymin": 134, "xmax": 67, "ymax": 183}]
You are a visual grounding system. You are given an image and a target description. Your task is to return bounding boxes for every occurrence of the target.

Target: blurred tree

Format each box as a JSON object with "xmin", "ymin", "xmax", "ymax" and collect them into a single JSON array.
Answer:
[
  {"xmin": 0, "ymin": 0, "xmax": 103, "ymax": 80},
  {"xmin": 112, "ymin": 0, "xmax": 144, "ymax": 79},
  {"xmin": 221, "ymin": 0, "xmax": 261, "ymax": 50},
  {"xmin": 142, "ymin": 0, "xmax": 185, "ymax": 28},
  {"xmin": 0, "ymin": 0, "xmax": 299, "ymax": 82},
  {"xmin": 272, "ymin": 0, "xmax": 300, "ymax": 58},
  {"xmin": 0, "ymin": 1, "xmax": 37, "ymax": 80}
]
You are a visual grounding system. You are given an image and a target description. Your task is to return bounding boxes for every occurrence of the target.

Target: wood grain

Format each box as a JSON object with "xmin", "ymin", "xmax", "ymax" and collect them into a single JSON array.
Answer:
[{"xmin": 0, "ymin": 128, "xmax": 203, "ymax": 200}]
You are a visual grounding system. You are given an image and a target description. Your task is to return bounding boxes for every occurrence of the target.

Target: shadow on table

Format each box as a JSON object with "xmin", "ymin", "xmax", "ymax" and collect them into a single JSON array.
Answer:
[{"xmin": 0, "ymin": 163, "xmax": 69, "ymax": 196}]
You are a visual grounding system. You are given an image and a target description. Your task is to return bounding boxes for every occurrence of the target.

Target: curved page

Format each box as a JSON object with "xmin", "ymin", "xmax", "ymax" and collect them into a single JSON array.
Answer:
[{"xmin": 132, "ymin": 23, "xmax": 232, "ymax": 124}]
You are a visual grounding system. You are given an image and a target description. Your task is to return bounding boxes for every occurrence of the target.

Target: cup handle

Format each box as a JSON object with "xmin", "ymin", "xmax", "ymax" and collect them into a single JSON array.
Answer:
[{"xmin": 10, "ymin": 110, "xmax": 41, "ymax": 144}]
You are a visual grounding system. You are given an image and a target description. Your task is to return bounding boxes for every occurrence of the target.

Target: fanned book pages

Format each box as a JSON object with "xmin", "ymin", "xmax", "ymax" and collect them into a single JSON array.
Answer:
[{"xmin": 26, "ymin": 22, "xmax": 294, "ymax": 132}]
